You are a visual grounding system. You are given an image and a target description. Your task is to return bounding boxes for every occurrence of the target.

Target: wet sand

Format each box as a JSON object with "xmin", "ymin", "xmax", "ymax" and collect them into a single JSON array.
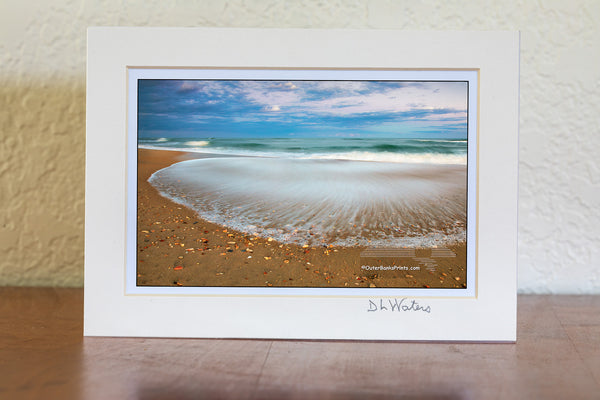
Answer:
[{"xmin": 136, "ymin": 148, "xmax": 468, "ymax": 288}]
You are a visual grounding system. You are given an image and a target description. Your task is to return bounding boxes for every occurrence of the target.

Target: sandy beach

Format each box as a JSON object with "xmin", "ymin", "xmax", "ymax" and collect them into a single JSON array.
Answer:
[{"xmin": 136, "ymin": 148, "xmax": 468, "ymax": 288}]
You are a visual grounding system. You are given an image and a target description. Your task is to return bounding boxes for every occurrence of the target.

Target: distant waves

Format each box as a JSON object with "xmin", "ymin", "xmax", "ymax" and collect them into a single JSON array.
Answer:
[{"xmin": 138, "ymin": 137, "xmax": 468, "ymax": 165}]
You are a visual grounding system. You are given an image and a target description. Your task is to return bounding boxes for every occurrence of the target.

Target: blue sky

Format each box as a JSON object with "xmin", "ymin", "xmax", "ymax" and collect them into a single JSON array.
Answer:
[{"xmin": 138, "ymin": 80, "xmax": 468, "ymax": 139}]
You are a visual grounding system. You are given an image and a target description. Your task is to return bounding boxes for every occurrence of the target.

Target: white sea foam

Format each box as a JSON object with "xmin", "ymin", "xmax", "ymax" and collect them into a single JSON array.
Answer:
[
  {"xmin": 185, "ymin": 140, "xmax": 210, "ymax": 147},
  {"xmin": 139, "ymin": 145, "xmax": 187, "ymax": 152},
  {"xmin": 138, "ymin": 144, "xmax": 466, "ymax": 165},
  {"xmin": 148, "ymin": 157, "xmax": 467, "ymax": 247},
  {"xmin": 305, "ymin": 151, "xmax": 466, "ymax": 165},
  {"xmin": 156, "ymin": 138, "xmax": 168, "ymax": 142}
]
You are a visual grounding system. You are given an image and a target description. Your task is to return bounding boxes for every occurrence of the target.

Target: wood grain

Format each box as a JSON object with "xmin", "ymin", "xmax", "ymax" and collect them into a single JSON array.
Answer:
[{"xmin": 0, "ymin": 288, "xmax": 598, "ymax": 399}]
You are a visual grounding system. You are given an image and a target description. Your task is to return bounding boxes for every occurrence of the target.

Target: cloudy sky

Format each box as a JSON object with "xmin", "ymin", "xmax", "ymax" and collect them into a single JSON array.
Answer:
[{"xmin": 137, "ymin": 80, "xmax": 468, "ymax": 139}]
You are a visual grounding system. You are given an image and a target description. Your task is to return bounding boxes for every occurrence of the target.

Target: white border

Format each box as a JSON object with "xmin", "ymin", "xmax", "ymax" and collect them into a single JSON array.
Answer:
[
  {"xmin": 86, "ymin": 28, "xmax": 519, "ymax": 341},
  {"xmin": 125, "ymin": 68, "xmax": 478, "ymax": 297}
]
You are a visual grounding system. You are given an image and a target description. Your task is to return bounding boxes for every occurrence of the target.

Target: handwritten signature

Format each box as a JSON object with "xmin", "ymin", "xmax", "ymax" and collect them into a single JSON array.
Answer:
[{"xmin": 367, "ymin": 298, "xmax": 431, "ymax": 313}]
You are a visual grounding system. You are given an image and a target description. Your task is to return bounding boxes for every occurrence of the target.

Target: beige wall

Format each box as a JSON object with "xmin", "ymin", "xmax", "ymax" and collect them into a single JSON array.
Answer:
[{"xmin": 1, "ymin": 1, "xmax": 599, "ymax": 293}]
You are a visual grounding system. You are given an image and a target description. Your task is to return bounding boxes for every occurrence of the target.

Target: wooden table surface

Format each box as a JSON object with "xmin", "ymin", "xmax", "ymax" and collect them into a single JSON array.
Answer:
[{"xmin": 1, "ymin": 288, "xmax": 598, "ymax": 400}]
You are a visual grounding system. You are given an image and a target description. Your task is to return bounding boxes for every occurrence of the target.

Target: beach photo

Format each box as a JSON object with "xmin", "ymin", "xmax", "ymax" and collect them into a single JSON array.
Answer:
[{"xmin": 135, "ymin": 77, "xmax": 471, "ymax": 289}]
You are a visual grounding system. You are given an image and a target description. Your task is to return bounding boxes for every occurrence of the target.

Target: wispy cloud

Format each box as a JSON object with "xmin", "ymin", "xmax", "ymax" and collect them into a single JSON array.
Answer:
[{"xmin": 138, "ymin": 79, "xmax": 468, "ymax": 138}]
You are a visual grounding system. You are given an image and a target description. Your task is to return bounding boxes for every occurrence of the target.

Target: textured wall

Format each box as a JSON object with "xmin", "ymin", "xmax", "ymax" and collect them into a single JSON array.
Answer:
[{"xmin": 1, "ymin": 0, "xmax": 598, "ymax": 292}]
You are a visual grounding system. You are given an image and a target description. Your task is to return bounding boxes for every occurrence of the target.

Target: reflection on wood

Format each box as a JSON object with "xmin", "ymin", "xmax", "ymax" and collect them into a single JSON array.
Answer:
[{"xmin": 0, "ymin": 288, "xmax": 598, "ymax": 399}]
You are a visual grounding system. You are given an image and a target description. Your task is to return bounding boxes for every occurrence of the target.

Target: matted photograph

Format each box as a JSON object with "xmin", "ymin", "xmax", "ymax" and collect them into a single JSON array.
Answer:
[
  {"xmin": 86, "ymin": 28, "xmax": 518, "ymax": 340},
  {"xmin": 130, "ymin": 70, "xmax": 476, "ymax": 293}
]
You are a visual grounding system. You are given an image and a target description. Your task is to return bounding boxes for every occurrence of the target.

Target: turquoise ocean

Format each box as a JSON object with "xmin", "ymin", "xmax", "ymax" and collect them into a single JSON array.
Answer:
[{"xmin": 139, "ymin": 137, "xmax": 467, "ymax": 165}]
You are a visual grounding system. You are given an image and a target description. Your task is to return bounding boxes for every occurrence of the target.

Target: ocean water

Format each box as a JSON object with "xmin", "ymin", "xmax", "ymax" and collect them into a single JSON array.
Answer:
[
  {"xmin": 144, "ymin": 137, "xmax": 468, "ymax": 247},
  {"xmin": 139, "ymin": 137, "xmax": 467, "ymax": 165}
]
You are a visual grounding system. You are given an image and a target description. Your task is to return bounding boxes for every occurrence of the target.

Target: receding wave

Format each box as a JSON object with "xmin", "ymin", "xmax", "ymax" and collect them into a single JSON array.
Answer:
[{"xmin": 148, "ymin": 158, "xmax": 467, "ymax": 247}]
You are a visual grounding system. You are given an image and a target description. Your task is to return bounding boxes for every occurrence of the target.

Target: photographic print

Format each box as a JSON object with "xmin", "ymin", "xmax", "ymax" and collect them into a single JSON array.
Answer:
[
  {"xmin": 135, "ymin": 74, "xmax": 473, "ymax": 290},
  {"xmin": 87, "ymin": 28, "xmax": 518, "ymax": 340}
]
